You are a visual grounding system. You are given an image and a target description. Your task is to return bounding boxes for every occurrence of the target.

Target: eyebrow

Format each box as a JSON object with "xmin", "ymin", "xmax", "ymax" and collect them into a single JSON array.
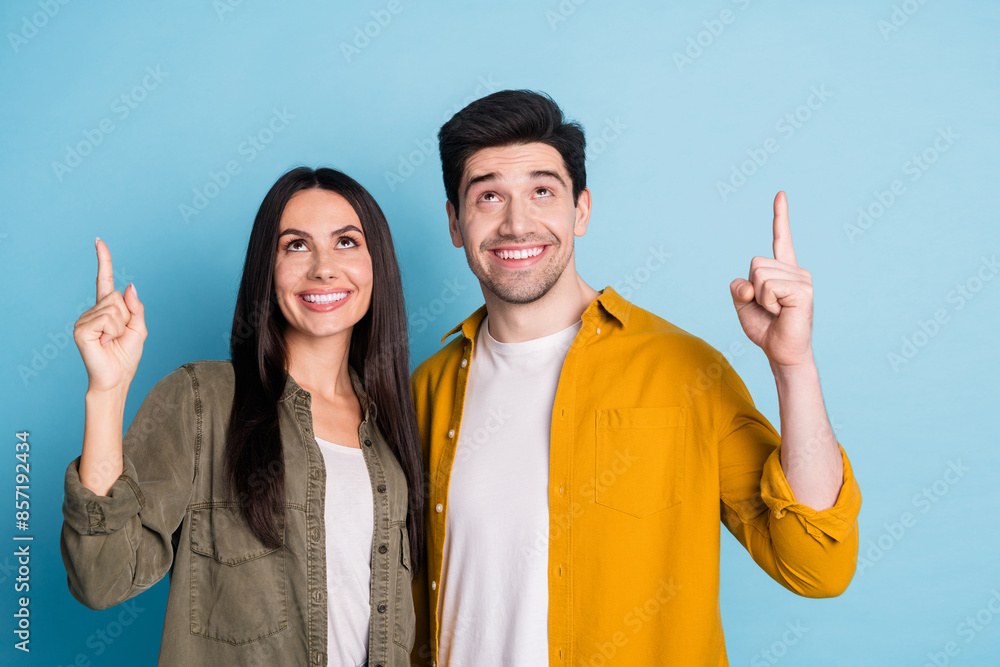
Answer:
[
  {"xmin": 529, "ymin": 170, "xmax": 567, "ymax": 187},
  {"xmin": 462, "ymin": 169, "xmax": 568, "ymax": 199},
  {"xmin": 277, "ymin": 225, "xmax": 364, "ymax": 240}
]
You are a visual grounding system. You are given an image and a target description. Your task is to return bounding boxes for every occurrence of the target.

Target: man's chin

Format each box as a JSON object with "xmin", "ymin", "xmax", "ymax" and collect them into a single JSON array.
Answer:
[{"xmin": 479, "ymin": 276, "xmax": 557, "ymax": 305}]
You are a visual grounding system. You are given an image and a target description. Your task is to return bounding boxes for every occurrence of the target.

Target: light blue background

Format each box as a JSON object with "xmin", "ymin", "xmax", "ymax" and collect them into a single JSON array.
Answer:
[{"xmin": 2, "ymin": 1, "xmax": 998, "ymax": 665}]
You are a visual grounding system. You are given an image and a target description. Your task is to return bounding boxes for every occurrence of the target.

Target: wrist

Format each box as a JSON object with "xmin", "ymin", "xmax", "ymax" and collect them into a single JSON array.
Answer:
[
  {"xmin": 770, "ymin": 354, "xmax": 819, "ymax": 390},
  {"xmin": 85, "ymin": 385, "xmax": 130, "ymax": 411}
]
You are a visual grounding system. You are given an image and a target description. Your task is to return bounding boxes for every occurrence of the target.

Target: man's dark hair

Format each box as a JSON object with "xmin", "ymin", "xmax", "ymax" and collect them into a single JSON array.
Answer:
[{"xmin": 438, "ymin": 89, "xmax": 587, "ymax": 212}]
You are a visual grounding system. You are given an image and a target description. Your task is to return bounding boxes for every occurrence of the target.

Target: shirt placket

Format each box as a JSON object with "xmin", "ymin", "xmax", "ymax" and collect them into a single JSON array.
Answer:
[
  {"xmin": 547, "ymin": 313, "xmax": 602, "ymax": 667},
  {"xmin": 429, "ymin": 335, "xmax": 474, "ymax": 664},
  {"xmin": 290, "ymin": 389, "xmax": 330, "ymax": 667},
  {"xmin": 359, "ymin": 410, "xmax": 392, "ymax": 667}
]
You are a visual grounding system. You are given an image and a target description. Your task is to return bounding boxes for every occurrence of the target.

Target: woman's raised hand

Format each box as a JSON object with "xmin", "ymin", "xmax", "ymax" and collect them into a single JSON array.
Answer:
[{"xmin": 73, "ymin": 238, "xmax": 147, "ymax": 393}]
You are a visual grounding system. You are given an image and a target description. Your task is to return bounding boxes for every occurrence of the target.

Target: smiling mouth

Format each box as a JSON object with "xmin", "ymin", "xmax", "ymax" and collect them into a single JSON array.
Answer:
[
  {"xmin": 300, "ymin": 292, "xmax": 349, "ymax": 304},
  {"xmin": 492, "ymin": 246, "xmax": 545, "ymax": 260}
]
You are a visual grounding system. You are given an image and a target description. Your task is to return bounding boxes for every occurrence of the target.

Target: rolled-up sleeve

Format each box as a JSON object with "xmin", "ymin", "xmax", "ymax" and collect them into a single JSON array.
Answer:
[
  {"xmin": 60, "ymin": 365, "xmax": 199, "ymax": 610},
  {"xmin": 716, "ymin": 355, "xmax": 861, "ymax": 598}
]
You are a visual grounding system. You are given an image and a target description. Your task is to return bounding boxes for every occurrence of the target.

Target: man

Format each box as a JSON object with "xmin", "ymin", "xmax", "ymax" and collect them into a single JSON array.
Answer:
[{"xmin": 409, "ymin": 90, "xmax": 860, "ymax": 666}]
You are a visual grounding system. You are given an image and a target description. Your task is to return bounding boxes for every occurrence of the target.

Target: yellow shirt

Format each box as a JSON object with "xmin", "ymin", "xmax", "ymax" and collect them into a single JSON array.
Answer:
[{"xmin": 410, "ymin": 287, "xmax": 861, "ymax": 666}]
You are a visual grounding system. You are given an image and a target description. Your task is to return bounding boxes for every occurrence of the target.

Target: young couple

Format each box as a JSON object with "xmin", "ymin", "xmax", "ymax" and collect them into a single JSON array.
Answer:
[{"xmin": 62, "ymin": 90, "xmax": 861, "ymax": 667}]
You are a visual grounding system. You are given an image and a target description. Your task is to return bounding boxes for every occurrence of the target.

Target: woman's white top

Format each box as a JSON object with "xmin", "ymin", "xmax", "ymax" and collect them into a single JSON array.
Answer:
[{"xmin": 315, "ymin": 436, "xmax": 375, "ymax": 666}]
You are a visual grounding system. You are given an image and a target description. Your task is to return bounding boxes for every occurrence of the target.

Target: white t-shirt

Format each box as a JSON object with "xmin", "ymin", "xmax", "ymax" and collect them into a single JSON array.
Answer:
[
  {"xmin": 315, "ymin": 436, "xmax": 375, "ymax": 667},
  {"xmin": 437, "ymin": 315, "xmax": 581, "ymax": 666}
]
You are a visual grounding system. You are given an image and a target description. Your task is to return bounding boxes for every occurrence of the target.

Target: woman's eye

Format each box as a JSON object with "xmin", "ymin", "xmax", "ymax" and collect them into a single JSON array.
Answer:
[
  {"xmin": 284, "ymin": 239, "xmax": 307, "ymax": 251},
  {"xmin": 336, "ymin": 236, "xmax": 358, "ymax": 249}
]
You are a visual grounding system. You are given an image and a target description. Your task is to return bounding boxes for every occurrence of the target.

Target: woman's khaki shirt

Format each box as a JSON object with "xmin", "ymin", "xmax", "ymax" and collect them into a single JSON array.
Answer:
[{"xmin": 61, "ymin": 360, "xmax": 415, "ymax": 667}]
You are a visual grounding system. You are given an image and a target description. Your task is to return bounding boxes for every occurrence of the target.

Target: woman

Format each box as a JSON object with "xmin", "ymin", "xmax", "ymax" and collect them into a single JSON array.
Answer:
[{"xmin": 61, "ymin": 167, "xmax": 423, "ymax": 667}]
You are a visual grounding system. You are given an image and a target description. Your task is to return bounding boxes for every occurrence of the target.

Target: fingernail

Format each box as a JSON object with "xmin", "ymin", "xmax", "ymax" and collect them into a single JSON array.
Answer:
[{"xmin": 130, "ymin": 283, "xmax": 137, "ymax": 297}]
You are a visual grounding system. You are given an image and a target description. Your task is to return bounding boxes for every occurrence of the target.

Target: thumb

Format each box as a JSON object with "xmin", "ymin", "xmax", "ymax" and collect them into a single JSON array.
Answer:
[
  {"xmin": 730, "ymin": 278, "xmax": 754, "ymax": 310},
  {"xmin": 123, "ymin": 283, "xmax": 147, "ymax": 337}
]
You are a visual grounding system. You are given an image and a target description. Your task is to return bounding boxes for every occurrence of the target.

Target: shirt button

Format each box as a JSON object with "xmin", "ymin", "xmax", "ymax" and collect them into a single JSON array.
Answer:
[
  {"xmin": 461, "ymin": 358, "xmax": 468, "ymax": 368},
  {"xmin": 558, "ymin": 485, "xmax": 564, "ymax": 495},
  {"xmin": 596, "ymin": 327, "xmax": 601, "ymax": 335},
  {"xmin": 435, "ymin": 503, "xmax": 443, "ymax": 513},
  {"xmin": 364, "ymin": 438, "xmax": 373, "ymax": 447},
  {"xmin": 431, "ymin": 580, "xmax": 437, "ymax": 591},
  {"xmin": 377, "ymin": 484, "xmax": 386, "ymax": 493},
  {"xmin": 313, "ymin": 590, "xmax": 322, "ymax": 601},
  {"xmin": 447, "ymin": 429, "xmax": 455, "ymax": 439},
  {"xmin": 378, "ymin": 544, "xmax": 388, "ymax": 554},
  {"xmin": 377, "ymin": 603, "xmax": 387, "ymax": 613}
]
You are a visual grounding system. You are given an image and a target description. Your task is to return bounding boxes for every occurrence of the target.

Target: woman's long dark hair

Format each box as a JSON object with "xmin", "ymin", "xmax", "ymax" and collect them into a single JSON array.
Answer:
[{"xmin": 225, "ymin": 166, "xmax": 424, "ymax": 572}]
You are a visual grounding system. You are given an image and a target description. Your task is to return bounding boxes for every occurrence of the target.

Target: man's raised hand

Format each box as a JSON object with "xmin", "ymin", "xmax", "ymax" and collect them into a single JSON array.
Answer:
[{"xmin": 729, "ymin": 191, "xmax": 814, "ymax": 368}]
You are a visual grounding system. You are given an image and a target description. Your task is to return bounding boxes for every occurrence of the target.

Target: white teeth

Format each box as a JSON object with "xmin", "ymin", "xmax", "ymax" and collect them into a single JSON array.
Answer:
[
  {"xmin": 302, "ymin": 292, "xmax": 348, "ymax": 304},
  {"xmin": 494, "ymin": 247, "xmax": 543, "ymax": 260}
]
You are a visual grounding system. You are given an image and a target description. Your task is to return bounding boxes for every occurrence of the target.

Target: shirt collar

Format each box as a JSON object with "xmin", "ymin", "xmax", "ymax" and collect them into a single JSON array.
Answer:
[
  {"xmin": 279, "ymin": 364, "xmax": 377, "ymax": 422},
  {"xmin": 441, "ymin": 285, "xmax": 631, "ymax": 343}
]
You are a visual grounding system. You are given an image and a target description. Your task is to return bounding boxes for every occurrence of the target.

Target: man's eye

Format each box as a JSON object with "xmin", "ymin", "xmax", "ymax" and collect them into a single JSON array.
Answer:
[
  {"xmin": 480, "ymin": 192, "xmax": 499, "ymax": 202},
  {"xmin": 535, "ymin": 187, "xmax": 551, "ymax": 197}
]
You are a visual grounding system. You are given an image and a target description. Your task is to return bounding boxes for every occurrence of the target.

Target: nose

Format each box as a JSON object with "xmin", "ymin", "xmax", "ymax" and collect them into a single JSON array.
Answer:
[
  {"xmin": 310, "ymin": 247, "xmax": 341, "ymax": 281},
  {"xmin": 498, "ymin": 196, "xmax": 536, "ymax": 238}
]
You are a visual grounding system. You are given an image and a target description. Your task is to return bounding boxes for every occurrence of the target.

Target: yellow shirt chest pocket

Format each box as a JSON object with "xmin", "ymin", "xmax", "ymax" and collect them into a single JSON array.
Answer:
[{"xmin": 594, "ymin": 406, "xmax": 686, "ymax": 518}]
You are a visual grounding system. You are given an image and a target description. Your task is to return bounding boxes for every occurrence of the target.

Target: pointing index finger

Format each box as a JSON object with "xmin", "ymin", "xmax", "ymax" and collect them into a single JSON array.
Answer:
[
  {"xmin": 771, "ymin": 191, "xmax": 797, "ymax": 267},
  {"xmin": 95, "ymin": 237, "xmax": 115, "ymax": 302}
]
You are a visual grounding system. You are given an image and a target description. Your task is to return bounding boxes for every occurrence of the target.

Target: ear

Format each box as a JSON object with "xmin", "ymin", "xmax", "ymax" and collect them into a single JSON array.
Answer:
[
  {"xmin": 447, "ymin": 200, "xmax": 464, "ymax": 248},
  {"xmin": 573, "ymin": 187, "xmax": 592, "ymax": 238}
]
